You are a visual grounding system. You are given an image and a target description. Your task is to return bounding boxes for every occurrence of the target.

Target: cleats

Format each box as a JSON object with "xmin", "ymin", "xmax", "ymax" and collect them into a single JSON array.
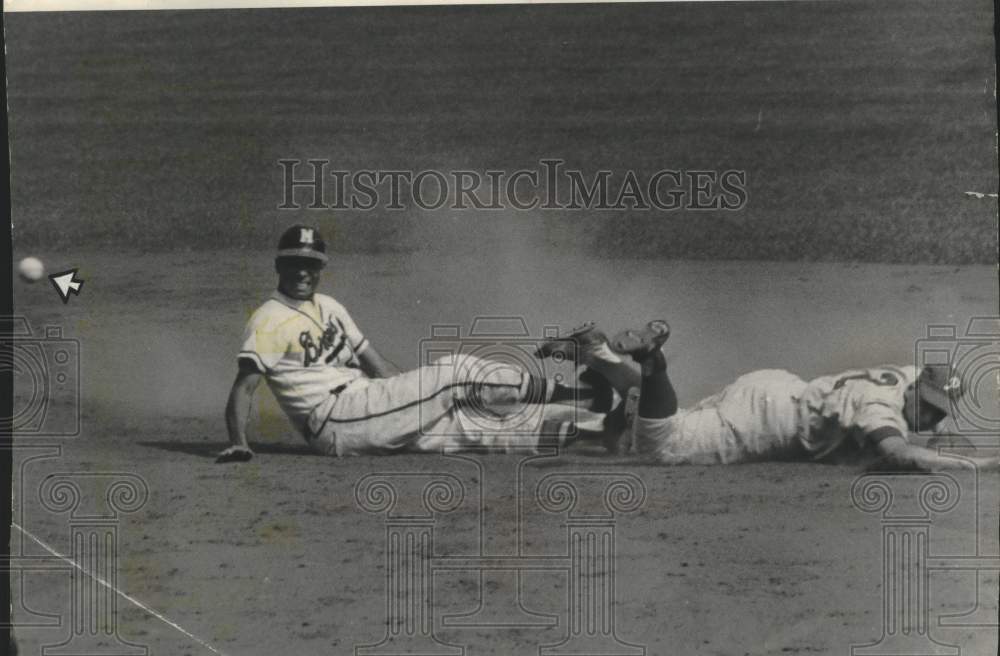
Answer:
[
  {"xmin": 609, "ymin": 320, "xmax": 671, "ymax": 359},
  {"xmin": 534, "ymin": 322, "xmax": 610, "ymax": 362}
]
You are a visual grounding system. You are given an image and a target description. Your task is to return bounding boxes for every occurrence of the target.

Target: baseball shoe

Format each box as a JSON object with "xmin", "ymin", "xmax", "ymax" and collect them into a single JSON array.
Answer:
[
  {"xmin": 609, "ymin": 320, "xmax": 671, "ymax": 359},
  {"xmin": 534, "ymin": 322, "xmax": 610, "ymax": 362}
]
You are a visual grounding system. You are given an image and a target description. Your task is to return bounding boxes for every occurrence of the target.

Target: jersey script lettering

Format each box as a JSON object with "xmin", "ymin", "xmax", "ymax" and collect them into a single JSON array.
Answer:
[{"xmin": 299, "ymin": 319, "xmax": 347, "ymax": 367}]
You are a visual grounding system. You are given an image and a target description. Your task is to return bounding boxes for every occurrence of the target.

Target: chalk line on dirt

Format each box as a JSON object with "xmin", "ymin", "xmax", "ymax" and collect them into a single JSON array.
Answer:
[{"xmin": 12, "ymin": 522, "xmax": 231, "ymax": 656}]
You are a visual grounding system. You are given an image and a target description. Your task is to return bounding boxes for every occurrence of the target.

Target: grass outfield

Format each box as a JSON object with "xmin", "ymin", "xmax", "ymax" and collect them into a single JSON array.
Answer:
[{"xmin": 5, "ymin": 1, "xmax": 998, "ymax": 262}]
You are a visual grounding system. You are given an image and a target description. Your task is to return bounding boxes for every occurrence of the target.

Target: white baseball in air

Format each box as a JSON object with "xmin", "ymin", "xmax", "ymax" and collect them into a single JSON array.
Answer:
[{"xmin": 18, "ymin": 256, "xmax": 45, "ymax": 283}]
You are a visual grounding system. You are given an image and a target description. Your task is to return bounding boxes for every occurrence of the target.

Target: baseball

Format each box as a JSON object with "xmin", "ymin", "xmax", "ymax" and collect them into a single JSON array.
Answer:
[{"xmin": 18, "ymin": 256, "xmax": 45, "ymax": 283}]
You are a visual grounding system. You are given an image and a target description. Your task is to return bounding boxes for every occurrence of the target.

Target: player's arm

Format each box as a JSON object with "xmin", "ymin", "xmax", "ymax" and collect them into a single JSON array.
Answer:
[
  {"xmin": 218, "ymin": 359, "xmax": 263, "ymax": 463},
  {"xmin": 357, "ymin": 344, "xmax": 400, "ymax": 378},
  {"xmin": 869, "ymin": 428, "xmax": 999, "ymax": 472}
]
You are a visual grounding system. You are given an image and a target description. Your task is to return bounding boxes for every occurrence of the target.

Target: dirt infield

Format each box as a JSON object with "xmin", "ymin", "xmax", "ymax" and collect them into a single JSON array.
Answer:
[
  {"xmin": 10, "ymin": 252, "xmax": 999, "ymax": 655},
  {"xmin": 6, "ymin": 0, "xmax": 999, "ymax": 653}
]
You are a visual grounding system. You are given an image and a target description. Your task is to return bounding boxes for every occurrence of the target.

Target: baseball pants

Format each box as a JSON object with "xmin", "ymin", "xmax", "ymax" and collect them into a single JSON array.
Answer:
[
  {"xmin": 305, "ymin": 353, "xmax": 579, "ymax": 456},
  {"xmin": 634, "ymin": 369, "xmax": 808, "ymax": 464}
]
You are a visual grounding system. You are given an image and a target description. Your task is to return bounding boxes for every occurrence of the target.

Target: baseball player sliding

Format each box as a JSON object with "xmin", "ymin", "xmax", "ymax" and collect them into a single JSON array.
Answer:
[
  {"xmin": 218, "ymin": 225, "xmax": 597, "ymax": 463},
  {"xmin": 536, "ymin": 321, "xmax": 1000, "ymax": 471}
]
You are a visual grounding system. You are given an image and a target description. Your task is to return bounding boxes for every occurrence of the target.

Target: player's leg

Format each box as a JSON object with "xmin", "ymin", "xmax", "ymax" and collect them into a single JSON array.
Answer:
[
  {"xmin": 427, "ymin": 352, "xmax": 597, "ymax": 452},
  {"xmin": 609, "ymin": 320, "xmax": 677, "ymax": 419},
  {"xmin": 535, "ymin": 323, "xmax": 641, "ymax": 398},
  {"xmin": 539, "ymin": 320, "xmax": 675, "ymax": 453},
  {"xmin": 308, "ymin": 354, "xmax": 592, "ymax": 455},
  {"xmin": 604, "ymin": 319, "xmax": 721, "ymax": 459},
  {"xmin": 646, "ymin": 406, "xmax": 739, "ymax": 464},
  {"xmin": 306, "ymin": 367, "xmax": 444, "ymax": 455},
  {"xmin": 711, "ymin": 369, "xmax": 807, "ymax": 459},
  {"xmin": 580, "ymin": 357, "xmax": 642, "ymax": 402},
  {"xmin": 441, "ymin": 352, "xmax": 589, "ymax": 408},
  {"xmin": 640, "ymin": 370, "xmax": 805, "ymax": 464},
  {"xmin": 562, "ymin": 384, "xmax": 641, "ymax": 454},
  {"xmin": 605, "ymin": 322, "xmax": 802, "ymax": 464},
  {"xmin": 423, "ymin": 403, "xmax": 601, "ymax": 453},
  {"xmin": 571, "ymin": 368, "xmax": 609, "ymax": 413}
]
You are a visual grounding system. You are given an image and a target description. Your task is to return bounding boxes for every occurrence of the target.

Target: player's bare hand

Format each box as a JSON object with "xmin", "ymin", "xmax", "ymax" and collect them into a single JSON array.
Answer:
[{"xmin": 216, "ymin": 445, "xmax": 254, "ymax": 463}]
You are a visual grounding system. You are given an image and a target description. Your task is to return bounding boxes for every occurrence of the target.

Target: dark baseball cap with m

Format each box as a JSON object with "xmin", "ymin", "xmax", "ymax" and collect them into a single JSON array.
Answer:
[{"xmin": 277, "ymin": 224, "xmax": 329, "ymax": 264}]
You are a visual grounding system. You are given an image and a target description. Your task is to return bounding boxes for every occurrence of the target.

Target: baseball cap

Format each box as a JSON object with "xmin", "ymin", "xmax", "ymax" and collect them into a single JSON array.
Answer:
[
  {"xmin": 276, "ymin": 225, "xmax": 328, "ymax": 263},
  {"xmin": 916, "ymin": 364, "xmax": 964, "ymax": 413}
]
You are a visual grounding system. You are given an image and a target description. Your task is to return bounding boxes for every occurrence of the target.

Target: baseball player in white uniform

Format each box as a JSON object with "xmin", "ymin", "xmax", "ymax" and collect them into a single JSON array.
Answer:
[
  {"xmin": 536, "ymin": 321, "xmax": 1000, "ymax": 471},
  {"xmin": 218, "ymin": 225, "xmax": 595, "ymax": 463}
]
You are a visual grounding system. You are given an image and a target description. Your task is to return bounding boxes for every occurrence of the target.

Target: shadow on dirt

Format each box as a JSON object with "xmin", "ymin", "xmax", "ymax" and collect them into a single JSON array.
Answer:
[{"xmin": 138, "ymin": 440, "xmax": 315, "ymax": 459}]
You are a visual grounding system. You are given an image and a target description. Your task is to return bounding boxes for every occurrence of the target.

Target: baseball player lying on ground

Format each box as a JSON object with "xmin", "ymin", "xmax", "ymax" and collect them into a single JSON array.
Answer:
[
  {"xmin": 218, "ymin": 225, "xmax": 606, "ymax": 463},
  {"xmin": 535, "ymin": 321, "xmax": 1000, "ymax": 472}
]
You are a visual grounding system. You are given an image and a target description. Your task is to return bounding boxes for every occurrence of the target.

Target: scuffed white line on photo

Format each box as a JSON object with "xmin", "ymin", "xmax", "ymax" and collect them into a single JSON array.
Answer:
[{"xmin": 12, "ymin": 522, "xmax": 232, "ymax": 656}]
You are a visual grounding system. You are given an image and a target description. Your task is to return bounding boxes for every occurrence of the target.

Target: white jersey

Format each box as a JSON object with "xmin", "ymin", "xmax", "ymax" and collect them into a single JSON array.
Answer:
[
  {"xmin": 238, "ymin": 290, "xmax": 369, "ymax": 436},
  {"xmin": 798, "ymin": 365, "xmax": 918, "ymax": 460},
  {"xmin": 634, "ymin": 365, "xmax": 919, "ymax": 465}
]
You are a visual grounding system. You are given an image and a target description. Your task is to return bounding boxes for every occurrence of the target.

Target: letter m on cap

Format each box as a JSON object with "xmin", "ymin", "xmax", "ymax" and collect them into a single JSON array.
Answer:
[{"xmin": 300, "ymin": 228, "xmax": 315, "ymax": 244}]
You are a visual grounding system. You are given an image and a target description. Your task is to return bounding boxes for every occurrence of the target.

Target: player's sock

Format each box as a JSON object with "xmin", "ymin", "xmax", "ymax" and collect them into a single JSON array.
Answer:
[
  {"xmin": 578, "ymin": 367, "xmax": 615, "ymax": 413},
  {"xmin": 635, "ymin": 345, "xmax": 667, "ymax": 373},
  {"xmin": 638, "ymin": 350, "xmax": 677, "ymax": 419}
]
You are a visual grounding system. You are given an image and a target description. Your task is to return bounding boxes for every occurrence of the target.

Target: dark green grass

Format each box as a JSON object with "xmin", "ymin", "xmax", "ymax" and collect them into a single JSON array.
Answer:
[{"xmin": 6, "ymin": 1, "xmax": 997, "ymax": 262}]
